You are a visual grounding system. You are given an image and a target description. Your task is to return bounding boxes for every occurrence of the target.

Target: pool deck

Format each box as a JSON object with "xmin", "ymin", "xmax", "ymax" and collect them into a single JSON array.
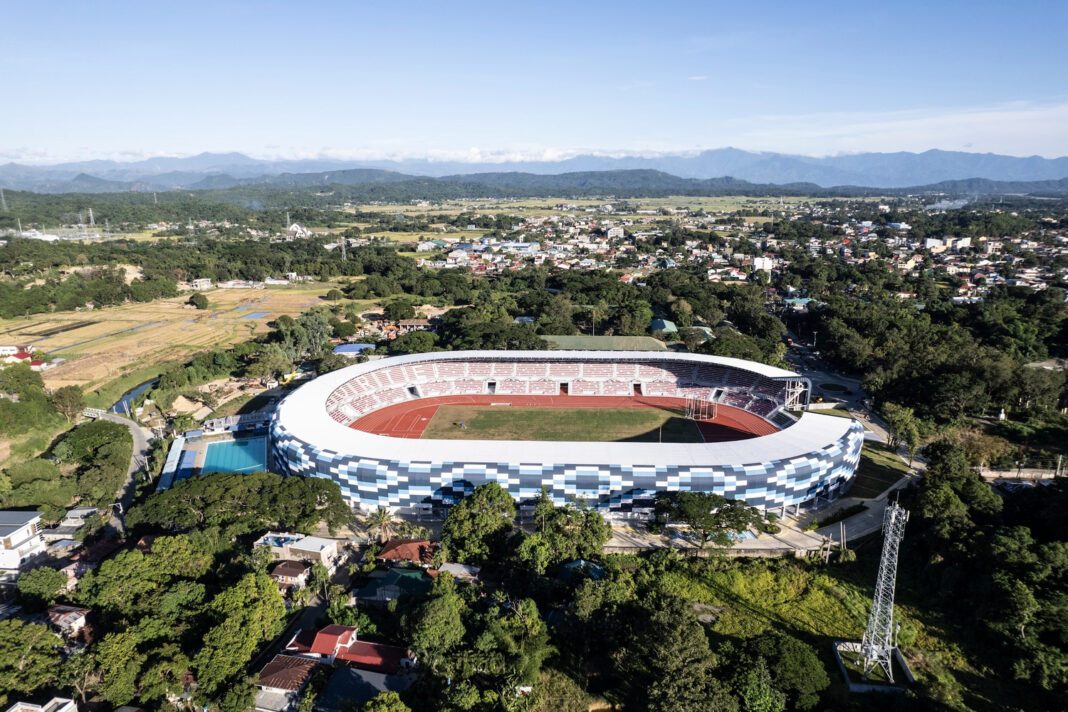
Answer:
[{"xmin": 157, "ymin": 429, "xmax": 270, "ymax": 491}]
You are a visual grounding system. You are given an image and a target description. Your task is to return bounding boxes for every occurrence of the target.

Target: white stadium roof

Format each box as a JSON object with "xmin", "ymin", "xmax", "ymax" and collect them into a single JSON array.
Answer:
[{"xmin": 274, "ymin": 351, "xmax": 853, "ymax": 468}]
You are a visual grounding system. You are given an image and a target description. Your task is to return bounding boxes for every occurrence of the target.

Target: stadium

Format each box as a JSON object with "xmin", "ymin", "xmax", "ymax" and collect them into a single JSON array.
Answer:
[{"xmin": 271, "ymin": 351, "xmax": 865, "ymax": 515}]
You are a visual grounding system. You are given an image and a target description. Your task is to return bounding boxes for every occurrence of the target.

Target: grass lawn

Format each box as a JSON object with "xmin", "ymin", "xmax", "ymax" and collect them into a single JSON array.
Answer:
[
  {"xmin": 209, "ymin": 392, "xmax": 275, "ymax": 419},
  {"xmin": 849, "ymin": 442, "xmax": 910, "ymax": 498},
  {"xmin": 421, "ymin": 405, "xmax": 703, "ymax": 442}
]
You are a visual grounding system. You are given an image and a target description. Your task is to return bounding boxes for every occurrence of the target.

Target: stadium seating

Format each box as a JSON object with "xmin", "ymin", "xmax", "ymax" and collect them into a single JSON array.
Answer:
[{"xmin": 325, "ymin": 357, "xmax": 791, "ymax": 427}]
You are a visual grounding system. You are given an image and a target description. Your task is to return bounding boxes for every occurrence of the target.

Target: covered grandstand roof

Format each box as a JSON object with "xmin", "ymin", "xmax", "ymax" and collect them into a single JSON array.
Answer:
[{"xmin": 274, "ymin": 351, "xmax": 853, "ymax": 469}]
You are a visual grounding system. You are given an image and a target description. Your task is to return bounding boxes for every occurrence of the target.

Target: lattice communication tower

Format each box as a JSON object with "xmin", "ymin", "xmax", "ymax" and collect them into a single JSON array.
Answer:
[{"xmin": 861, "ymin": 501, "xmax": 909, "ymax": 682}]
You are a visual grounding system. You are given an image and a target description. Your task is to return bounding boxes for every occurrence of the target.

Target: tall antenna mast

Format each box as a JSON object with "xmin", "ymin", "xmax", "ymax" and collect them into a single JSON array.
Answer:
[
  {"xmin": 0, "ymin": 187, "xmax": 7, "ymax": 212},
  {"xmin": 861, "ymin": 501, "xmax": 909, "ymax": 683},
  {"xmin": 153, "ymin": 192, "xmax": 158, "ymax": 205},
  {"xmin": 17, "ymin": 218, "xmax": 23, "ymax": 235},
  {"xmin": 88, "ymin": 208, "xmax": 95, "ymax": 227},
  {"xmin": 286, "ymin": 211, "xmax": 291, "ymax": 229},
  {"xmin": 341, "ymin": 235, "xmax": 347, "ymax": 261}
]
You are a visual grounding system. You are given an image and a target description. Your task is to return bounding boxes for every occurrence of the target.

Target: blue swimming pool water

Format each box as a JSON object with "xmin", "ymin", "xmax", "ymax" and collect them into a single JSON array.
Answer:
[{"xmin": 202, "ymin": 437, "xmax": 268, "ymax": 474}]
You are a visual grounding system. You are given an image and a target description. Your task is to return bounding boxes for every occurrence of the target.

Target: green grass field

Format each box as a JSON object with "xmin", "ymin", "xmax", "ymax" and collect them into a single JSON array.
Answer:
[
  {"xmin": 849, "ymin": 442, "xmax": 910, "ymax": 498},
  {"xmin": 421, "ymin": 405, "xmax": 703, "ymax": 442}
]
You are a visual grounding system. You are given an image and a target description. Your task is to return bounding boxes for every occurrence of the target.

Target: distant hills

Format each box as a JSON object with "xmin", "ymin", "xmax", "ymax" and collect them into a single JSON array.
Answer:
[{"xmin": 2, "ymin": 148, "xmax": 1068, "ymax": 194}]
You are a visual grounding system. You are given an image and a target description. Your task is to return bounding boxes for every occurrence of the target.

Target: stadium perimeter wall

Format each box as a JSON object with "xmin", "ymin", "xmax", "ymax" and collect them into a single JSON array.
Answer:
[{"xmin": 270, "ymin": 351, "xmax": 865, "ymax": 514}]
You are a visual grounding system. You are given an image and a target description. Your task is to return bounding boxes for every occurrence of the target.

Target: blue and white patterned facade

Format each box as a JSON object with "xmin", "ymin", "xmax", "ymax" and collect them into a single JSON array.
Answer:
[{"xmin": 269, "ymin": 351, "xmax": 865, "ymax": 512}]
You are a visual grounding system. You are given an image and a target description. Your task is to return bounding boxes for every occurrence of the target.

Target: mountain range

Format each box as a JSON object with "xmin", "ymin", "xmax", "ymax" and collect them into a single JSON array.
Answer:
[{"xmin": 3, "ymin": 148, "xmax": 1068, "ymax": 194}]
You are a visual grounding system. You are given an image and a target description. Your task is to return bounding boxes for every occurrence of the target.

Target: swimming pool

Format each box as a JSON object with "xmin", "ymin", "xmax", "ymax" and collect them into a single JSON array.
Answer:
[{"xmin": 202, "ymin": 436, "xmax": 269, "ymax": 474}]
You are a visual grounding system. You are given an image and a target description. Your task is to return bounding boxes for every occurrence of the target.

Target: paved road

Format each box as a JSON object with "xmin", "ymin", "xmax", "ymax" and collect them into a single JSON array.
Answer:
[{"xmin": 94, "ymin": 412, "xmax": 153, "ymax": 534}]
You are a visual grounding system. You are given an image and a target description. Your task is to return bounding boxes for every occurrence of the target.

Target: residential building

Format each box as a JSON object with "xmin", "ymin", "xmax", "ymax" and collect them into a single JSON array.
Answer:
[
  {"xmin": 3, "ymin": 700, "xmax": 77, "ymax": 712},
  {"xmin": 254, "ymin": 532, "xmax": 340, "ymax": 570},
  {"xmin": 47, "ymin": 604, "xmax": 90, "ymax": 638},
  {"xmin": 254, "ymin": 654, "xmax": 320, "ymax": 712},
  {"xmin": 270, "ymin": 560, "xmax": 311, "ymax": 590},
  {"xmin": 1, "ymin": 511, "xmax": 46, "ymax": 571},
  {"xmin": 375, "ymin": 539, "xmax": 436, "ymax": 566}
]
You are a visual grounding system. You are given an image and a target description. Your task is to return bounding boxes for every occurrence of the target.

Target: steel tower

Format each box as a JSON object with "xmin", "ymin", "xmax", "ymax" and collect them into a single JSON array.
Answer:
[{"xmin": 861, "ymin": 501, "xmax": 909, "ymax": 682}]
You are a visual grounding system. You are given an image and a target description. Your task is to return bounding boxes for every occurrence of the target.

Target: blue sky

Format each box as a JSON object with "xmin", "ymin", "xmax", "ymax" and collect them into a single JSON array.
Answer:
[{"xmin": 3, "ymin": 0, "xmax": 1067, "ymax": 163}]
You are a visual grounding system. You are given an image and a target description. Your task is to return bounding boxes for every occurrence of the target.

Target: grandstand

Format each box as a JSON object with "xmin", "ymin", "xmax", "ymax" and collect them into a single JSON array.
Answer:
[{"xmin": 272, "ymin": 351, "xmax": 864, "ymax": 515}]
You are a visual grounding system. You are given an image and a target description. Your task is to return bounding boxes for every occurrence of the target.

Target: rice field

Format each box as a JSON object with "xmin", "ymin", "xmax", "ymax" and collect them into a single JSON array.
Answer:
[{"xmin": 0, "ymin": 285, "xmax": 346, "ymax": 391}]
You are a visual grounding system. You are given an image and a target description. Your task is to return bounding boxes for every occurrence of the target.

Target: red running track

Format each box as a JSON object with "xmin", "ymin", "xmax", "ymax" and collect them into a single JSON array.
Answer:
[{"xmin": 349, "ymin": 394, "xmax": 778, "ymax": 441}]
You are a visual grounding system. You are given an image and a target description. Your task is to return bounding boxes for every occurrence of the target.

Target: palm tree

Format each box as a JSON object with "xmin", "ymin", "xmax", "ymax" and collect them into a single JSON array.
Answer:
[{"xmin": 364, "ymin": 507, "xmax": 397, "ymax": 544}]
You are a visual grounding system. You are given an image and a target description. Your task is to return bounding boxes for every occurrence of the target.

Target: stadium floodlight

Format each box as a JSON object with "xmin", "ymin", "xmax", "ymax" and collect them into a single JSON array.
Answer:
[{"xmin": 861, "ymin": 501, "xmax": 909, "ymax": 683}]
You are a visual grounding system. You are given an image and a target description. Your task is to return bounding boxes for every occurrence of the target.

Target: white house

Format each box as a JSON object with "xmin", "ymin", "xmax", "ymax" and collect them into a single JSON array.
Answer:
[
  {"xmin": 0, "ymin": 511, "xmax": 47, "ymax": 571},
  {"xmin": 3, "ymin": 699, "xmax": 78, "ymax": 712}
]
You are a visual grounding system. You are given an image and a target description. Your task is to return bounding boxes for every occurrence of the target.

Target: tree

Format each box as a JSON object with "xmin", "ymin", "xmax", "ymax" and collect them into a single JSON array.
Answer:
[
  {"xmin": 881, "ymin": 402, "xmax": 917, "ymax": 451},
  {"xmin": 615, "ymin": 596, "xmax": 737, "ymax": 712},
  {"xmin": 95, "ymin": 629, "xmax": 145, "ymax": 705},
  {"xmin": 519, "ymin": 491, "xmax": 611, "ymax": 572},
  {"xmin": 383, "ymin": 300, "xmax": 417, "ymax": 321},
  {"xmin": 364, "ymin": 506, "xmax": 398, "ymax": 543},
  {"xmin": 188, "ymin": 292, "xmax": 210, "ymax": 310},
  {"xmin": 17, "ymin": 566, "xmax": 69, "ymax": 608},
  {"xmin": 441, "ymin": 483, "xmax": 516, "ymax": 564},
  {"xmin": 49, "ymin": 385, "xmax": 85, "ymax": 421},
  {"xmin": 409, "ymin": 581, "xmax": 466, "ymax": 672},
  {"xmin": 194, "ymin": 572, "xmax": 286, "ymax": 695},
  {"xmin": 326, "ymin": 288, "xmax": 344, "ymax": 302},
  {"xmin": 361, "ymin": 691, "xmax": 411, "ymax": 711},
  {"xmin": 655, "ymin": 492, "xmax": 763, "ymax": 550},
  {"xmin": 743, "ymin": 633, "xmax": 829, "ymax": 711},
  {"xmin": 0, "ymin": 619, "xmax": 63, "ymax": 702},
  {"xmin": 246, "ymin": 343, "xmax": 293, "ymax": 380},
  {"xmin": 388, "ymin": 330, "xmax": 437, "ymax": 355},
  {"xmin": 739, "ymin": 658, "xmax": 786, "ymax": 712}
]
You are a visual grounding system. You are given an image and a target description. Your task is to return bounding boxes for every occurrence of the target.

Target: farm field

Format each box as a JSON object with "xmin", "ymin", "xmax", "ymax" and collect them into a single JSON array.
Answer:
[
  {"xmin": 421, "ymin": 405, "xmax": 704, "ymax": 442},
  {"xmin": 0, "ymin": 285, "xmax": 348, "ymax": 393}
]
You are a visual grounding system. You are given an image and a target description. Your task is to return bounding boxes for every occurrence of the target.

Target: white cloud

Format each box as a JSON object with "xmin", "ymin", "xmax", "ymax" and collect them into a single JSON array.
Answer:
[
  {"xmin": 721, "ymin": 100, "xmax": 1068, "ymax": 158},
  {"xmin": 4, "ymin": 100, "xmax": 1067, "ymax": 165}
]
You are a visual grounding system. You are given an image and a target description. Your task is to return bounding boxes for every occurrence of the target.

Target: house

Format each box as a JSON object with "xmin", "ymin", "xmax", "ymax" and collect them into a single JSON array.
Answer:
[
  {"xmin": 190, "ymin": 278, "xmax": 213, "ymax": 290},
  {"xmin": 1, "ymin": 511, "xmax": 47, "ymax": 571},
  {"xmin": 286, "ymin": 624, "xmax": 415, "ymax": 673},
  {"xmin": 649, "ymin": 318, "xmax": 678, "ymax": 336},
  {"xmin": 287, "ymin": 536, "xmax": 340, "ymax": 570},
  {"xmin": 254, "ymin": 654, "xmax": 320, "ymax": 712},
  {"xmin": 375, "ymin": 539, "xmax": 436, "ymax": 566},
  {"xmin": 0, "ymin": 345, "xmax": 34, "ymax": 360},
  {"xmin": 47, "ymin": 604, "xmax": 90, "ymax": 637},
  {"xmin": 396, "ymin": 319, "xmax": 431, "ymax": 334},
  {"xmin": 315, "ymin": 667, "xmax": 415, "ymax": 711},
  {"xmin": 3, "ymin": 699, "xmax": 78, "ymax": 712},
  {"xmin": 254, "ymin": 532, "xmax": 341, "ymax": 570},
  {"xmin": 270, "ymin": 560, "xmax": 311, "ymax": 590},
  {"xmin": 43, "ymin": 507, "xmax": 98, "ymax": 542}
]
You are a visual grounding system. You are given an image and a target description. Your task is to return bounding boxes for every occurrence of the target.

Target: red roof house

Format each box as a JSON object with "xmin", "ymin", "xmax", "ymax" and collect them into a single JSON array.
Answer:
[
  {"xmin": 375, "ymin": 539, "xmax": 437, "ymax": 566},
  {"xmin": 285, "ymin": 624, "xmax": 415, "ymax": 673}
]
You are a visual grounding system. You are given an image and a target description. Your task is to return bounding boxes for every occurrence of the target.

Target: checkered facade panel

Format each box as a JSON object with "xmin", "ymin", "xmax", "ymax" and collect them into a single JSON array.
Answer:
[{"xmin": 269, "ymin": 420, "xmax": 865, "ymax": 511}]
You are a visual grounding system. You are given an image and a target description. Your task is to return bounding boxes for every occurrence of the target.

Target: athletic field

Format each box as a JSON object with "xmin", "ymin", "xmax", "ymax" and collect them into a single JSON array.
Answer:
[
  {"xmin": 421, "ymin": 405, "xmax": 704, "ymax": 442},
  {"xmin": 351, "ymin": 394, "xmax": 772, "ymax": 441}
]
